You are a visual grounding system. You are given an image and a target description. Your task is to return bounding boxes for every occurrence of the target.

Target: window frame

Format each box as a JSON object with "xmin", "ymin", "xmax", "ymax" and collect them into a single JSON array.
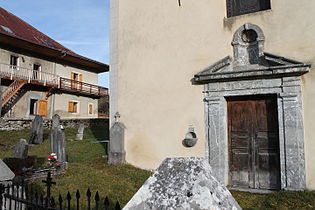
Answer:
[
  {"xmin": 226, "ymin": 0, "xmax": 271, "ymax": 18},
  {"xmin": 88, "ymin": 103, "xmax": 94, "ymax": 116},
  {"xmin": 10, "ymin": 55, "xmax": 19, "ymax": 69},
  {"xmin": 68, "ymin": 101, "xmax": 79, "ymax": 114}
]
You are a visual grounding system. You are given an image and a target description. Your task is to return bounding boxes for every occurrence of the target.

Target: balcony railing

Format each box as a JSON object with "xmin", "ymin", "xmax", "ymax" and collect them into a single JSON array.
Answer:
[
  {"xmin": 0, "ymin": 63, "xmax": 108, "ymax": 97},
  {"xmin": 0, "ymin": 63, "xmax": 59, "ymax": 87},
  {"xmin": 60, "ymin": 77, "xmax": 108, "ymax": 97}
]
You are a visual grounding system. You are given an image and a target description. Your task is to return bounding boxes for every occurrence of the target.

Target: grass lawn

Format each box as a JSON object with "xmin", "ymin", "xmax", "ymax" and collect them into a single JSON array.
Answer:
[
  {"xmin": 1, "ymin": 127, "xmax": 315, "ymax": 209},
  {"xmin": 0, "ymin": 127, "xmax": 151, "ymax": 208}
]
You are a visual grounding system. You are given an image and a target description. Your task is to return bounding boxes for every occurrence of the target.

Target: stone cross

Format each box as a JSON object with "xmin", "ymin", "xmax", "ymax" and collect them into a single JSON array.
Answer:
[
  {"xmin": 50, "ymin": 114, "xmax": 66, "ymax": 166},
  {"xmin": 75, "ymin": 124, "xmax": 85, "ymax": 141},
  {"xmin": 14, "ymin": 139, "xmax": 29, "ymax": 159},
  {"xmin": 108, "ymin": 122, "xmax": 125, "ymax": 165},
  {"xmin": 29, "ymin": 115, "xmax": 43, "ymax": 144},
  {"xmin": 114, "ymin": 112, "xmax": 120, "ymax": 122}
]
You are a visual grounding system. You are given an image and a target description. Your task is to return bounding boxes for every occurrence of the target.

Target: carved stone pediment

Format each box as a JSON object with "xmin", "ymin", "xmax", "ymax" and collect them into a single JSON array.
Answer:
[
  {"xmin": 193, "ymin": 23, "xmax": 310, "ymax": 84},
  {"xmin": 194, "ymin": 52, "xmax": 310, "ymax": 84}
]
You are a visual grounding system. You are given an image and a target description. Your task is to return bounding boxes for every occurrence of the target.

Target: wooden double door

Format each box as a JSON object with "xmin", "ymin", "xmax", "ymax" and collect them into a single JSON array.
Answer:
[{"xmin": 228, "ymin": 95, "xmax": 280, "ymax": 190}]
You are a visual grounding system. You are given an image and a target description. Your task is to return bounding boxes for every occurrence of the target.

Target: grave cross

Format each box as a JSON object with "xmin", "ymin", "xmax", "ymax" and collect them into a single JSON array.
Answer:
[
  {"xmin": 114, "ymin": 112, "xmax": 121, "ymax": 122},
  {"xmin": 42, "ymin": 172, "xmax": 56, "ymax": 207}
]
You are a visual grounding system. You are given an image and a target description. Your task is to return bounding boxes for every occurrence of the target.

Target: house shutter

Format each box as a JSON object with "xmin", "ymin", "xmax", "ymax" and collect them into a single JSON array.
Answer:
[
  {"xmin": 89, "ymin": 104, "xmax": 93, "ymax": 115},
  {"xmin": 71, "ymin": 72, "xmax": 75, "ymax": 89},
  {"xmin": 79, "ymin": 74, "xmax": 83, "ymax": 90},
  {"xmin": 38, "ymin": 100, "xmax": 48, "ymax": 116},
  {"xmin": 68, "ymin": 101, "xmax": 74, "ymax": 112}
]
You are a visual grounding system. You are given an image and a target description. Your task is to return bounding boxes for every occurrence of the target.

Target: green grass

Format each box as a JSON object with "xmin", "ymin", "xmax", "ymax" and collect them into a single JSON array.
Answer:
[
  {"xmin": 0, "ymin": 127, "xmax": 151, "ymax": 207},
  {"xmin": 231, "ymin": 190, "xmax": 315, "ymax": 210},
  {"xmin": 1, "ymin": 128, "xmax": 315, "ymax": 209}
]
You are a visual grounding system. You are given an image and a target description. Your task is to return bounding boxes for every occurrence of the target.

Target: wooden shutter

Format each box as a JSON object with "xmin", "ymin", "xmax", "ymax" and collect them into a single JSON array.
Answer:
[
  {"xmin": 89, "ymin": 104, "xmax": 93, "ymax": 115},
  {"xmin": 38, "ymin": 100, "xmax": 48, "ymax": 116},
  {"xmin": 68, "ymin": 101, "xmax": 74, "ymax": 113},
  {"xmin": 79, "ymin": 74, "xmax": 83, "ymax": 90},
  {"xmin": 71, "ymin": 72, "xmax": 75, "ymax": 89}
]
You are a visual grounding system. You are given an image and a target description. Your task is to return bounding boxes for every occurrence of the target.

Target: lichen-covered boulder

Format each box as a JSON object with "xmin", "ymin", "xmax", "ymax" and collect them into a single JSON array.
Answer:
[{"xmin": 123, "ymin": 157, "xmax": 241, "ymax": 210}]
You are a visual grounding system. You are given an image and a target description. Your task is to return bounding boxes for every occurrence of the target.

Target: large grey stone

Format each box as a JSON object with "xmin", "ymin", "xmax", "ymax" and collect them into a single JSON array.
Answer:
[
  {"xmin": 29, "ymin": 115, "xmax": 43, "ymax": 144},
  {"xmin": 50, "ymin": 114, "xmax": 66, "ymax": 165},
  {"xmin": 108, "ymin": 122, "xmax": 125, "ymax": 165},
  {"xmin": 124, "ymin": 157, "xmax": 241, "ymax": 210},
  {"xmin": 75, "ymin": 124, "xmax": 85, "ymax": 141},
  {"xmin": 0, "ymin": 159, "xmax": 14, "ymax": 182},
  {"xmin": 14, "ymin": 139, "xmax": 29, "ymax": 159}
]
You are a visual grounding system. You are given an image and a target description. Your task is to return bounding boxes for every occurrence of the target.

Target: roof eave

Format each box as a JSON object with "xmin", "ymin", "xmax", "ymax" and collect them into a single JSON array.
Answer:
[{"xmin": 0, "ymin": 33, "xmax": 109, "ymax": 73}]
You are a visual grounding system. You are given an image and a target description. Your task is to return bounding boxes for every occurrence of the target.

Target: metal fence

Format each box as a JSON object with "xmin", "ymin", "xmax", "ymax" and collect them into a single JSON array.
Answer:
[{"xmin": 0, "ymin": 172, "xmax": 121, "ymax": 210}]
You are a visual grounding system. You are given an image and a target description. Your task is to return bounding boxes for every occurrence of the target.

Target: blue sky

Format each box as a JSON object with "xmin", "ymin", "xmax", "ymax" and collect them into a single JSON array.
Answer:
[{"xmin": 0, "ymin": 0, "xmax": 109, "ymax": 87}]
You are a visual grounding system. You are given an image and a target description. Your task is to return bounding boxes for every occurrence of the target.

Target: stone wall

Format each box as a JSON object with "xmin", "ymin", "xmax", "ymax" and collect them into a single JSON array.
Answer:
[{"xmin": 0, "ymin": 118, "xmax": 109, "ymax": 131}]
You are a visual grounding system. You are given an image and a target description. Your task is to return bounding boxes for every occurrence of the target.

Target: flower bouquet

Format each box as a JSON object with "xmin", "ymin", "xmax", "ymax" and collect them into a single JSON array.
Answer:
[{"xmin": 47, "ymin": 153, "xmax": 62, "ymax": 169}]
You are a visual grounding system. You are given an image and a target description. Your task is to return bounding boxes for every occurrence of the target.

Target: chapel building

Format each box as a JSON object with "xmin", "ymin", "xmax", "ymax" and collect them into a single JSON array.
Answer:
[{"xmin": 110, "ymin": 0, "xmax": 315, "ymax": 190}]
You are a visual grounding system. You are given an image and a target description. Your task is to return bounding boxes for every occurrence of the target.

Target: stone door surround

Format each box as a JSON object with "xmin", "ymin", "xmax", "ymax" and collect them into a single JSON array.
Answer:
[{"xmin": 193, "ymin": 23, "xmax": 310, "ymax": 190}]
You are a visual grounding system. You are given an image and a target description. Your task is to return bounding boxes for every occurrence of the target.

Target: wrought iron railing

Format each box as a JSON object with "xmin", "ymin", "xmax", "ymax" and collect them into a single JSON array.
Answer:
[{"xmin": 0, "ymin": 172, "xmax": 121, "ymax": 210}]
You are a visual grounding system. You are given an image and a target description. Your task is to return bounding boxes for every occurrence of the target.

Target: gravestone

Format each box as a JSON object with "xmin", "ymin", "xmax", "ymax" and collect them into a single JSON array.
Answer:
[
  {"xmin": 1, "ymin": 159, "xmax": 24, "ymax": 210},
  {"xmin": 0, "ymin": 159, "xmax": 15, "ymax": 183},
  {"xmin": 14, "ymin": 139, "xmax": 29, "ymax": 159},
  {"xmin": 75, "ymin": 124, "xmax": 85, "ymax": 140},
  {"xmin": 108, "ymin": 122, "xmax": 126, "ymax": 165},
  {"xmin": 51, "ymin": 114, "xmax": 67, "ymax": 166},
  {"xmin": 123, "ymin": 157, "xmax": 241, "ymax": 210},
  {"xmin": 29, "ymin": 115, "xmax": 43, "ymax": 144}
]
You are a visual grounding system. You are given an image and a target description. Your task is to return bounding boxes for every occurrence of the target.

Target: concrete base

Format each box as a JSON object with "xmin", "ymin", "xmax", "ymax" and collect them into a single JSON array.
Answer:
[
  {"xmin": 75, "ymin": 133, "xmax": 83, "ymax": 141},
  {"xmin": 108, "ymin": 152, "xmax": 126, "ymax": 165}
]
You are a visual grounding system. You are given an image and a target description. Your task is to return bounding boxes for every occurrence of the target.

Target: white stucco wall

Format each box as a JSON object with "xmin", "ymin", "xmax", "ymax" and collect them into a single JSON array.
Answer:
[{"xmin": 111, "ymin": 0, "xmax": 315, "ymax": 189}]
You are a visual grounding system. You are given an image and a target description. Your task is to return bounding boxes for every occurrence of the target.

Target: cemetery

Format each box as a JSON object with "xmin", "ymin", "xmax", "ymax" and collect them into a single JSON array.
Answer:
[{"xmin": 0, "ymin": 116, "xmax": 314, "ymax": 209}]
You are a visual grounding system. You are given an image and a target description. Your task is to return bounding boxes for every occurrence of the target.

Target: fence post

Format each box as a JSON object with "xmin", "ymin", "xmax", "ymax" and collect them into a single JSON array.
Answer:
[
  {"xmin": 58, "ymin": 194, "xmax": 63, "ymax": 210},
  {"xmin": 67, "ymin": 192, "xmax": 71, "ymax": 210},
  {"xmin": 42, "ymin": 172, "xmax": 56, "ymax": 207},
  {"xmin": 104, "ymin": 196, "xmax": 109, "ymax": 210},
  {"xmin": 94, "ymin": 191, "xmax": 100, "ymax": 210},
  {"xmin": 0, "ymin": 184, "xmax": 4, "ymax": 209},
  {"xmin": 76, "ymin": 190, "xmax": 80, "ymax": 210},
  {"xmin": 86, "ymin": 188, "xmax": 91, "ymax": 210},
  {"xmin": 115, "ymin": 201, "xmax": 121, "ymax": 210}
]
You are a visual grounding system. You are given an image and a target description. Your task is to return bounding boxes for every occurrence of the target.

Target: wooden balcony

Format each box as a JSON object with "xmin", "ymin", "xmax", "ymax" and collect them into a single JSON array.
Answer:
[
  {"xmin": 0, "ymin": 63, "xmax": 59, "ymax": 87},
  {"xmin": 0, "ymin": 63, "xmax": 108, "ymax": 98},
  {"xmin": 59, "ymin": 78, "xmax": 108, "ymax": 97}
]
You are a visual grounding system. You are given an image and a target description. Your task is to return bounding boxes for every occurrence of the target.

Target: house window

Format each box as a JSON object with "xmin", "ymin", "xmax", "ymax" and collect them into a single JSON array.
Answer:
[
  {"xmin": 88, "ymin": 103, "xmax": 93, "ymax": 115},
  {"xmin": 30, "ymin": 99, "xmax": 38, "ymax": 115},
  {"xmin": 10, "ymin": 55, "xmax": 19, "ymax": 69},
  {"xmin": 227, "ymin": 0, "xmax": 271, "ymax": 17},
  {"xmin": 68, "ymin": 101, "xmax": 79, "ymax": 113},
  {"xmin": 30, "ymin": 99, "xmax": 48, "ymax": 116},
  {"xmin": 71, "ymin": 72, "xmax": 83, "ymax": 90},
  {"xmin": 33, "ymin": 64, "xmax": 41, "ymax": 80}
]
